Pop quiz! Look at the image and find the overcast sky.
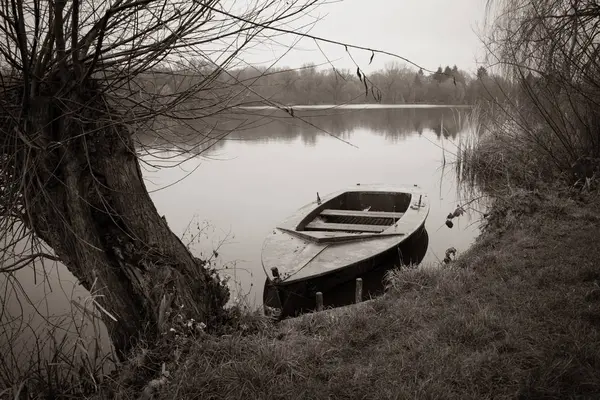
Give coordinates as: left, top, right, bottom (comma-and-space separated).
238, 0, 488, 75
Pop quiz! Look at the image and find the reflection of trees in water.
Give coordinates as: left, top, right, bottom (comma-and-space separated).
135, 107, 473, 155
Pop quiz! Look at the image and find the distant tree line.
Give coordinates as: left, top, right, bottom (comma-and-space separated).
133, 61, 516, 106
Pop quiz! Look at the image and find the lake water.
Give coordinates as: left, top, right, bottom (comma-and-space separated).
142, 105, 483, 306
0, 105, 484, 372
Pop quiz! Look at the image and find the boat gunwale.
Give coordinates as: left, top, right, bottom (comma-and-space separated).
276, 184, 425, 233
271, 224, 426, 285
277, 227, 405, 244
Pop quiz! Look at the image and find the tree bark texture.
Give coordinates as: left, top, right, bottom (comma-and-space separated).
6, 77, 229, 358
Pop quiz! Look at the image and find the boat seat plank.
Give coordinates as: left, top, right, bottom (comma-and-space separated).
305, 220, 385, 233
320, 209, 405, 219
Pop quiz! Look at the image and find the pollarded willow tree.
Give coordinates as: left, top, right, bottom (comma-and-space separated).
0, 0, 324, 358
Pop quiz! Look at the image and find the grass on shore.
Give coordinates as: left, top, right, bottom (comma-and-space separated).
101, 190, 600, 400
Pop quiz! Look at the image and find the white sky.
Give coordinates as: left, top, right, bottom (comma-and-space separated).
238, 0, 489, 75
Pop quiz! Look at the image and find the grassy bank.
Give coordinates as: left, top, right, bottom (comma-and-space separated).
98, 190, 600, 399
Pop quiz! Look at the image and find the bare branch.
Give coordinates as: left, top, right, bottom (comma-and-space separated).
0, 252, 60, 273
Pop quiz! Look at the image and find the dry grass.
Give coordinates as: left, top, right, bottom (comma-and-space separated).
119, 191, 600, 400
0, 279, 116, 399
12, 191, 600, 399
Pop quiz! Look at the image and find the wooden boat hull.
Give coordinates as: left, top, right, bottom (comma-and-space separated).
263, 225, 429, 319
261, 184, 430, 318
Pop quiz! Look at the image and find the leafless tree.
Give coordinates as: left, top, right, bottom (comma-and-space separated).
0, 0, 325, 359
483, 0, 600, 171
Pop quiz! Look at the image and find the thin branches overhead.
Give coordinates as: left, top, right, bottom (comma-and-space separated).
0, 0, 436, 373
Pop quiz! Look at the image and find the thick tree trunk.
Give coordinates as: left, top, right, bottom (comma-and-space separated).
13, 79, 229, 358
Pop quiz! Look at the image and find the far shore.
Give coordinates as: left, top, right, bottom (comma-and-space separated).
236, 103, 474, 110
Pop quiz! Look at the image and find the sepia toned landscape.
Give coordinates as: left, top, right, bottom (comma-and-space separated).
0, 0, 599, 398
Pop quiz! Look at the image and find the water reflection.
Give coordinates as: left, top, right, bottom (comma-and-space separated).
134, 106, 470, 156
143, 105, 482, 308
3, 106, 481, 327
1, 104, 482, 377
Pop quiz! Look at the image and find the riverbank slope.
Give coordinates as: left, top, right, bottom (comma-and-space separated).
132, 190, 600, 399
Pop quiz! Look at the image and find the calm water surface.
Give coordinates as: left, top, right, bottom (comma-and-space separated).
143, 106, 483, 305
0, 105, 484, 368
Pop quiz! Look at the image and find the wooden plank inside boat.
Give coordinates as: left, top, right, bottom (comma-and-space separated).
305, 220, 385, 233
320, 209, 405, 219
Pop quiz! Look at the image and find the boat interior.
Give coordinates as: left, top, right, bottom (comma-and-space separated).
297, 191, 413, 234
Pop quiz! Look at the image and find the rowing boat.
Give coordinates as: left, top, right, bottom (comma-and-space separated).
261, 183, 430, 318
